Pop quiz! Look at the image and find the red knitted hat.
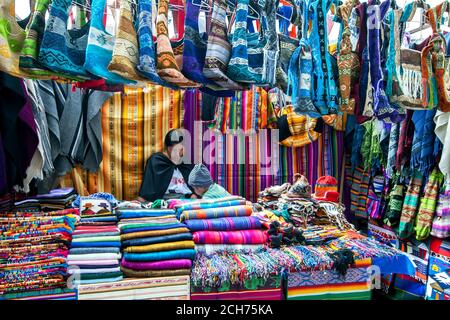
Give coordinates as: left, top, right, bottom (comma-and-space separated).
313, 176, 338, 199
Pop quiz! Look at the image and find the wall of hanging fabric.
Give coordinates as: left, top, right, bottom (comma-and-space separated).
59, 85, 344, 202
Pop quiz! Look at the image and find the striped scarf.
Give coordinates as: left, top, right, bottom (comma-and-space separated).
398, 171, 424, 239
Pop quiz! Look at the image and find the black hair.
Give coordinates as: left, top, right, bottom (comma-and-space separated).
164, 129, 184, 148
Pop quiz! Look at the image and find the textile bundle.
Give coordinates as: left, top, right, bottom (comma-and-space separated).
118, 208, 195, 278
13, 188, 77, 213
0, 209, 78, 297
67, 197, 123, 286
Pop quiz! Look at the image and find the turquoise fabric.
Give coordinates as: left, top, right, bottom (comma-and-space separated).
84, 0, 135, 85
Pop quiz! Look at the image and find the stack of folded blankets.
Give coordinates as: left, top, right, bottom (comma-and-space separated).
118, 208, 195, 278
0, 209, 79, 300
175, 197, 268, 253
13, 188, 77, 212
67, 199, 122, 286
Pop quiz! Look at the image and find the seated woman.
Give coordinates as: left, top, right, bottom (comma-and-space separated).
138, 129, 194, 202
188, 164, 231, 199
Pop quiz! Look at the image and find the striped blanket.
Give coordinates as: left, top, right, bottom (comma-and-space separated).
124, 240, 195, 253
117, 209, 176, 219
121, 259, 192, 270
193, 230, 268, 244
122, 233, 193, 247
184, 216, 261, 231
123, 249, 197, 262
175, 197, 247, 217
180, 205, 253, 222
120, 227, 190, 240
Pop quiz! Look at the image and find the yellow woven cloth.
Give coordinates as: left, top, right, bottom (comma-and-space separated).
280, 106, 320, 147
124, 240, 195, 253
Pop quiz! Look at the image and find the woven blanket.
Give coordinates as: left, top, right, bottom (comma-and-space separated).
120, 223, 186, 234
120, 227, 190, 240
69, 247, 121, 254
121, 259, 192, 270
192, 230, 268, 244
78, 271, 123, 281
118, 218, 179, 228
117, 209, 176, 219
77, 263, 120, 269
67, 259, 120, 266
121, 266, 191, 278
119, 216, 175, 223
67, 253, 121, 261
122, 233, 193, 247
175, 197, 247, 217
123, 249, 197, 262
180, 205, 253, 222
124, 241, 195, 253
68, 267, 121, 274
72, 276, 124, 285
72, 236, 121, 243
70, 241, 122, 248
73, 232, 120, 238
184, 216, 261, 231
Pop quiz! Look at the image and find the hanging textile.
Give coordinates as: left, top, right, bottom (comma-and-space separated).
431, 181, 450, 239
156, 0, 200, 88
0, 0, 31, 77
84, 0, 135, 85
108, 0, 147, 83
61, 86, 185, 200
398, 171, 424, 239
38, 0, 91, 78
202, 0, 245, 90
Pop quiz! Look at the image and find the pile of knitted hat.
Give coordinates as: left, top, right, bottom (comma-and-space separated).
267, 220, 305, 248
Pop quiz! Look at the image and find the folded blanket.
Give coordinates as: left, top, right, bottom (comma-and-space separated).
124, 240, 195, 253
78, 271, 123, 280
67, 259, 119, 266
117, 209, 176, 219
122, 233, 193, 247
121, 259, 192, 270
195, 244, 265, 254
120, 223, 185, 234
119, 218, 180, 229
74, 226, 119, 232
120, 227, 190, 240
120, 266, 191, 278
180, 205, 253, 222
68, 247, 121, 254
67, 253, 121, 261
192, 230, 268, 244
80, 216, 118, 223
72, 276, 123, 285
70, 241, 121, 248
68, 267, 121, 274
72, 232, 120, 238
184, 216, 262, 231
77, 263, 120, 269
72, 236, 121, 243
175, 196, 246, 217
123, 249, 196, 262
118, 216, 175, 223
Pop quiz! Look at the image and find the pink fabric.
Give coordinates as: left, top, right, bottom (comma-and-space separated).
121, 258, 193, 270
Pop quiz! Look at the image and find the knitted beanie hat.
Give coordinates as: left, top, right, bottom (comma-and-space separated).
286, 174, 312, 198
188, 164, 213, 188
314, 176, 338, 198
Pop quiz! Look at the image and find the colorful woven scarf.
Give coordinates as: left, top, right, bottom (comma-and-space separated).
383, 175, 405, 227
398, 171, 424, 239
415, 168, 444, 240
431, 181, 450, 239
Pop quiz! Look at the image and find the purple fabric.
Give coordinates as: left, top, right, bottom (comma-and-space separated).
121, 258, 193, 270
35, 187, 75, 198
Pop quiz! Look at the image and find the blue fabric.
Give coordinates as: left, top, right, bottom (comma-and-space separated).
117, 209, 175, 219
122, 232, 193, 247
38, 0, 91, 78
84, 0, 135, 85
70, 241, 122, 248
72, 192, 118, 208
136, 0, 176, 88
72, 276, 123, 285
123, 249, 197, 261
69, 247, 121, 254
121, 223, 185, 234
373, 253, 416, 276
80, 216, 118, 223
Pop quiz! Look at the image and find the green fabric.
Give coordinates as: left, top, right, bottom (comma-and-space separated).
203, 183, 232, 199
79, 271, 123, 280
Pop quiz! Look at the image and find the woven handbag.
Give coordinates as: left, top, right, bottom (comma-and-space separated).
202, 0, 245, 90
136, 0, 176, 88
156, 0, 200, 88
38, 0, 91, 79
226, 0, 276, 85
84, 0, 135, 85
431, 182, 450, 239
108, 0, 148, 84
0, 0, 34, 77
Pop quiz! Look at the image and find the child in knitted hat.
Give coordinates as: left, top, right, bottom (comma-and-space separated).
188, 164, 231, 199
